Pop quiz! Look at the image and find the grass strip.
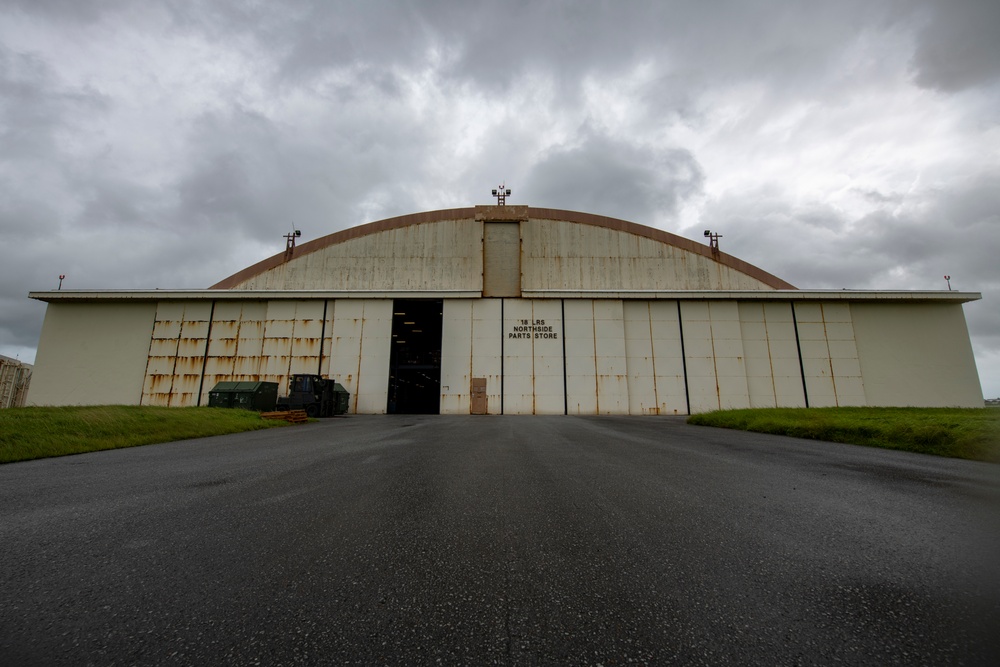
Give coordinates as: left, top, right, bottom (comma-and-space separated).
687, 407, 1000, 462
0, 405, 289, 464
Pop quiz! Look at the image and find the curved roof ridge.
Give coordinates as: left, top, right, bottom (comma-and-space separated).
210, 206, 795, 290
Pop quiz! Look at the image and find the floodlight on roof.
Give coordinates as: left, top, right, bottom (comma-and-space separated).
492, 183, 511, 205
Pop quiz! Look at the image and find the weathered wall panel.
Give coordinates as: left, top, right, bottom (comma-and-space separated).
623, 301, 658, 415
531, 300, 565, 415
29, 302, 156, 406
233, 219, 482, 291
327, 299, 392, 414
500, 299, 565, 414
793, 302, 865, 407
851, 302, 983, 407
648, 301, 688, 415
593, 300, 629, 414
482, 223, 521, 298
821, 303, 865, 406
355, 300, 393, 414
502, 299, 535, 414
472, 299, 503, 413
681, 301, 751, 413
739, 302, 806, 409
141, 301, 212, 407
441, 299, 474, 414
521, 219, 779, 291
201, 301, 266, 403
564, 299, 599, 414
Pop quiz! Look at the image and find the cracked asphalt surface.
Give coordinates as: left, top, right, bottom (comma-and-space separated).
1, 415, 999, 665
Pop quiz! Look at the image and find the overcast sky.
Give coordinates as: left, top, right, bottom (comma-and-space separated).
2, 0, 998, 397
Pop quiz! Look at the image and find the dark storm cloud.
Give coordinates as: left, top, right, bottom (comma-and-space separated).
0, 45, 109, 161
521, 132, 703, 223
910, 0, 1000, 91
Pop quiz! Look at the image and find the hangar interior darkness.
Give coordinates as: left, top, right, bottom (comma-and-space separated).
387, 299, 443, 414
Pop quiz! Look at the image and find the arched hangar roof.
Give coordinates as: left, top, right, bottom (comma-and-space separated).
210, 206, 796, 292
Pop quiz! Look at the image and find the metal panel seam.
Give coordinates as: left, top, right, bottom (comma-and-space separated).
195, 300, 216, 406
791, 303, 810, 408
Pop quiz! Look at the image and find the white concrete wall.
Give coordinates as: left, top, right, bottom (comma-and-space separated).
851, 302, 983, 407
30, 302, 156, 406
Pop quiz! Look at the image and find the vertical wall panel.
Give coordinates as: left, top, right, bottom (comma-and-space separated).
531, 299, 565, 414
564, 299, 598, 415
709, 302, 750, 410
740, 302, 805, 409
440, 299, 473, 414
851, 302, 982, 407
624, 301, 657, 414
287, 300, 325, 377
681, 300, 750, 413
822, 303, 865, 406
355, 300, 393, 414
29, 302, 156, 407
318, 300, 335, 379
259, 300, 294, 382
328, 300, 365, 412
500, 298, 565, 414
200, 301, 268, 405
483, 223, 521, 297
142, 301, 212, 407
328, 299, 392, 414
594, 300, 628, 414
648, 301, 688, 415
763, 302, 806, 407
680, 301, 718, 413
795, 302, 836, 406
502, 299, 535, 414
472, 299, 503, 413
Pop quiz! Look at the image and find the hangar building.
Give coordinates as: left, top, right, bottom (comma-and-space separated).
27, 205, 984, 414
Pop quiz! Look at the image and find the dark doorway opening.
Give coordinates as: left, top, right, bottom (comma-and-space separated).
387, 299, 443, 414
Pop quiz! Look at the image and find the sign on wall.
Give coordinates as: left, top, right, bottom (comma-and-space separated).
508, 319, 560, 340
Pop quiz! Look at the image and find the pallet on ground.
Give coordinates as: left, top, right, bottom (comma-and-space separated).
260, 410, 309, 423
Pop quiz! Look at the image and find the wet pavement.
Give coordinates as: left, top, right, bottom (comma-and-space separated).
2, 415, 999, 665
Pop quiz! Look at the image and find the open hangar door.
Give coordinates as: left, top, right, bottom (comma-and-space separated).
386, 299, 443, 414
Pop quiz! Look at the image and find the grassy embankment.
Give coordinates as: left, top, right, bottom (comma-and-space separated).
688, 407, 1000, 462
0, 405, 289, 464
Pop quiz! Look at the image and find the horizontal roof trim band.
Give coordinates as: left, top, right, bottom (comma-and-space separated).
30, 289, 980, 303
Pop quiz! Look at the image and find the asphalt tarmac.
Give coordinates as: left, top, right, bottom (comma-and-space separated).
1, 415, 998, 666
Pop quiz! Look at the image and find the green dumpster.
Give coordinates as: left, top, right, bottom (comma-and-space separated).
332, 382, 350, 415
207, 381, 279, 411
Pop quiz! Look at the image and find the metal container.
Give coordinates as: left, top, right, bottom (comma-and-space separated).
207, 381, 279, 411
331, 382, 350, 415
